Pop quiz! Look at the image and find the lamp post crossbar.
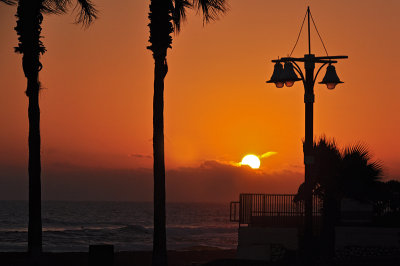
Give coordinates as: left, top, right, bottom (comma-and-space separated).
272, 56, 347, 63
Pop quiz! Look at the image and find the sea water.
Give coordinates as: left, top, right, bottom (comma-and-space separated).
0, 201, 237, 252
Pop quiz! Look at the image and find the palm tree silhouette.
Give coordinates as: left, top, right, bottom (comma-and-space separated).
295, 137, 382, 259
147, 1, 227, 265
1, 0, 97, 258
1, 0, 14, 5
341, 144, 383, 200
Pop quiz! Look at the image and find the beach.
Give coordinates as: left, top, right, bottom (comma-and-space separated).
0, 249, 236, 266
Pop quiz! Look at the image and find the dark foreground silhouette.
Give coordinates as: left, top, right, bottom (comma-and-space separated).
0, 249, 236, 266
147, 1, 227, 265
0, 0, 97, 259
1, 249, 400, 266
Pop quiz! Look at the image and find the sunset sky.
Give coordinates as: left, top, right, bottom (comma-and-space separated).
0, 0, 399, 201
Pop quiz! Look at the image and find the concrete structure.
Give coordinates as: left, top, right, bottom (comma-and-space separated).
231, 193, 400, 261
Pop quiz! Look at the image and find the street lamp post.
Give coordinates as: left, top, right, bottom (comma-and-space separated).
266, 6, 348, 261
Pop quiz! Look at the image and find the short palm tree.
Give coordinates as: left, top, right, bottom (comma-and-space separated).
310, 138, 344, 259
340, 144, 383, 200
1, 0, 97, 257
147, 1, 227, 265
295, 137, 383, 258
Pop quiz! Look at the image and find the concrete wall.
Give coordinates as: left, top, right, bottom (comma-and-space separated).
238, 227, 298, 249
336, 226, 400, 248
236, 226, 400, 261
236, 227, 298, 261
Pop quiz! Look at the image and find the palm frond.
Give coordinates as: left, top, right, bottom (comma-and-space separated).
193, 0, 228, 23
0, 0, 17, 5
343, 142, 371, 161
341, 142, 383, 200
342, 143, 383, 178
74, 0, 98, 26
172, 0, 192, 33
41, 0, 67, 15
314, 136, 339, 152
312, 137, 342, 193
293, 182, 306, 202
41, 0, 98, 26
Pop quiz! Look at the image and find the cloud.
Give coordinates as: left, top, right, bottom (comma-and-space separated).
0, 161, 303, 202
167, 160, 302, 202
228, 151, 278, 167
129, 153, 152, 159
260, 151, 278, 158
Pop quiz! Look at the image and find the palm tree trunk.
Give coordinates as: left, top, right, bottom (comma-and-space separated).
148, 0, 172, 265
14, 0, 44, 257
322, 194, 336, 260
152, 56, 167, 266
27, 75, 42, 257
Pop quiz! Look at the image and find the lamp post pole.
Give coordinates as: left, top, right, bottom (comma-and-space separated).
303, 53, 315, 258
267, 6, 348, 262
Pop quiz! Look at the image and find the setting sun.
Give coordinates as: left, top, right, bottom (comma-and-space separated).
241, 154, 261, 169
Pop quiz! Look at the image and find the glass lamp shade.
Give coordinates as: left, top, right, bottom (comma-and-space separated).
275, 82, 284, 88
319, 64, 343, 89
266, 62, 285, 85
285, 81, 295, 87
326, 83, 336, 90
280, 62, 301, 86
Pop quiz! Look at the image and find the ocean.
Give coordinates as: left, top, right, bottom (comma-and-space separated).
0, 201, 238, 252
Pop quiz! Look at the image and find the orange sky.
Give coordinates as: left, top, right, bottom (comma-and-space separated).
0, 0, 399, 201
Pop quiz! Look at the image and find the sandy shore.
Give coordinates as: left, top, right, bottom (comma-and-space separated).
0, 248, 236, 266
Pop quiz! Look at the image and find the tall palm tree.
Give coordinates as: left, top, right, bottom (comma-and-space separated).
1, 0, 14, 5
147, 1, 227, 265
1, 0, 97, 257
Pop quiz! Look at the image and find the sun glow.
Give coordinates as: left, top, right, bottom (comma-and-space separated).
241, 154, 261, 169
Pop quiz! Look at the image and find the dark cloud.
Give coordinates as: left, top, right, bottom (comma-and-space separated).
0, 161, 303, 202
167, 161, 303, 202
129, 154, 152, 159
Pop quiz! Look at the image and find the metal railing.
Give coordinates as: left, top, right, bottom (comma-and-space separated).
230, 193, 322, 227
230, 193, 400, 228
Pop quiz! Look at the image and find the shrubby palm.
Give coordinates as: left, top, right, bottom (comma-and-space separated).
1, 0, 97, 257
147, 1, 227, 265
295, 137, 383, 258
340, 144, 383, 200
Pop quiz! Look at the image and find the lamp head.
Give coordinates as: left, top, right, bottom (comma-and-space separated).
319, 64, 343, 90
281, 62, 301, 87
266, 62, 285, 88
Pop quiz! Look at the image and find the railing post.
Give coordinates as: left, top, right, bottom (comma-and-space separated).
231, 193, 321, 227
